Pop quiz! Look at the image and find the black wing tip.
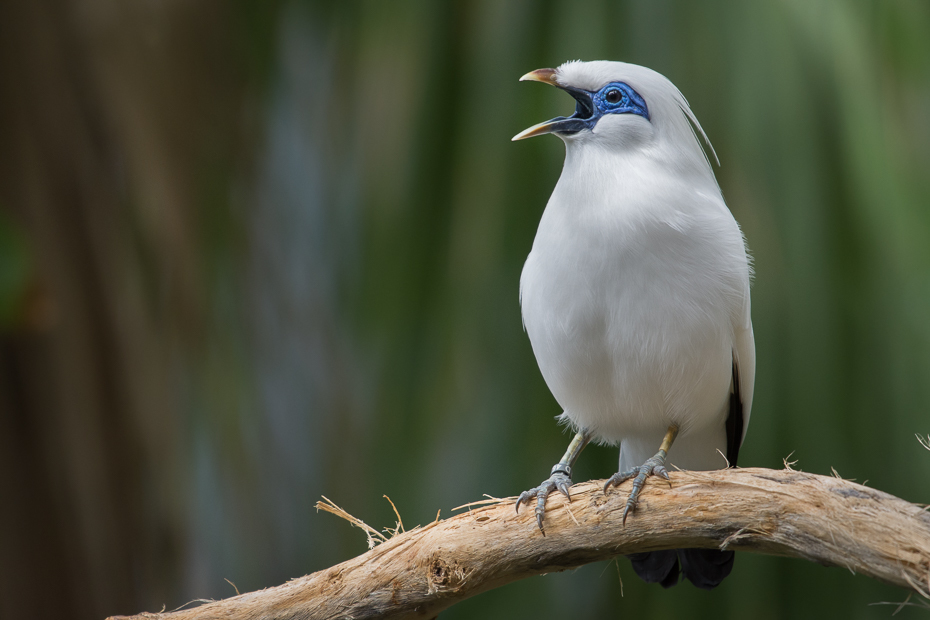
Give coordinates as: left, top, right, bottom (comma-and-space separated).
628, 550, 680, 588
725, 357, 745, 467
628, 549, 736, 590
678, 548, 736, 590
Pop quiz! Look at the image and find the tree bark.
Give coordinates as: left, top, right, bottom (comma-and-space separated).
108, 468, 930, 620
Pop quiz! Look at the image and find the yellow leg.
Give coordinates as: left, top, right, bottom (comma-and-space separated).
658, 424, 679, 455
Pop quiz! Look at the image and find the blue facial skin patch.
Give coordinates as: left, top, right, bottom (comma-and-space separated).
542, 81, 650, 135
592, 82, 650, 121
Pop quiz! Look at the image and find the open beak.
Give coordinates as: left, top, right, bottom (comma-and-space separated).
513, 68, 596, 141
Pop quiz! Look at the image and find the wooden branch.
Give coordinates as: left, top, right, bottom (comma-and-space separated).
109, 468, 930, 620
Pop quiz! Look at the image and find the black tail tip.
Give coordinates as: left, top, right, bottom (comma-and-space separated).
628, 549, 735, 590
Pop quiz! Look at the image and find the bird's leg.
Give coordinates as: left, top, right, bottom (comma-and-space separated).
604, 424, 679, 524
515, 430, 592, 532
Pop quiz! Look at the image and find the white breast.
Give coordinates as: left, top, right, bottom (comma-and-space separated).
520, 150, 751, 470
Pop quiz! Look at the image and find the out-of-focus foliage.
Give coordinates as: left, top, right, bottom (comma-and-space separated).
0, 211, 32, 327
1, 1, 928, 619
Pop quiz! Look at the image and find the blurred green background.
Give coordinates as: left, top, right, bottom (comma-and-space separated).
1, 1, 929, 618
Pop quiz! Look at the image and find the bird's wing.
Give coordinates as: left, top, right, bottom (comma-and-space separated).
726, 321, 755, 466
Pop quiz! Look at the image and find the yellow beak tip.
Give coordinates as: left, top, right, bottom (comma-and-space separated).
519, 68, 559, 86
514, 69, 561, 141
512, 122, 554, 141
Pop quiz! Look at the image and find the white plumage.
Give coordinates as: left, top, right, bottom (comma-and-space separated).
518, 60, 755, 487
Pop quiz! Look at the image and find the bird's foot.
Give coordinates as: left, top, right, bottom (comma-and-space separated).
603, 453, 671, 524
515, 464, 573, 533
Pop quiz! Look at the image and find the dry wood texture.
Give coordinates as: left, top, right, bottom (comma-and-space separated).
109, 468, 930, 620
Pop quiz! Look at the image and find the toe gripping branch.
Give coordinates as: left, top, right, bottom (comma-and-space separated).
604, 424, 679, 524
515, 431, 591, 533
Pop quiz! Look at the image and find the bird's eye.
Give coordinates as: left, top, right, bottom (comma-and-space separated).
605, 89, 622, 104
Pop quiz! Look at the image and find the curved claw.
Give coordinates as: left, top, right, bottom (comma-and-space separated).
655, 465, 671, 487
603, 468, 636, 493
534, 484, 553, 533
622, 483, 643, 524
622, 501, 638, 524
516, 471, 573, 532
515, 489, 535, 513
610, 456, 670, 524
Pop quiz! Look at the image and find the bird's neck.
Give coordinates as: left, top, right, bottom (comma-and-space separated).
560, 139, 719, 203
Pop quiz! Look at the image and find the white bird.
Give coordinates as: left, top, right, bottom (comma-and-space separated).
512, 60, 755, 590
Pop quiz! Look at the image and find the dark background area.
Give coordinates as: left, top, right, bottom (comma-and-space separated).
1, 1, 929, 618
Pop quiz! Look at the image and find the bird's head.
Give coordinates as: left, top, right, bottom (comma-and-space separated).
513, 60, 716, 165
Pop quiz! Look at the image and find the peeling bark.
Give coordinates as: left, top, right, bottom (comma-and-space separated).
109, 468, 930, 620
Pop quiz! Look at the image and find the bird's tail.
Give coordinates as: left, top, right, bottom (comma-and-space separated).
628, 549, 734, 590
